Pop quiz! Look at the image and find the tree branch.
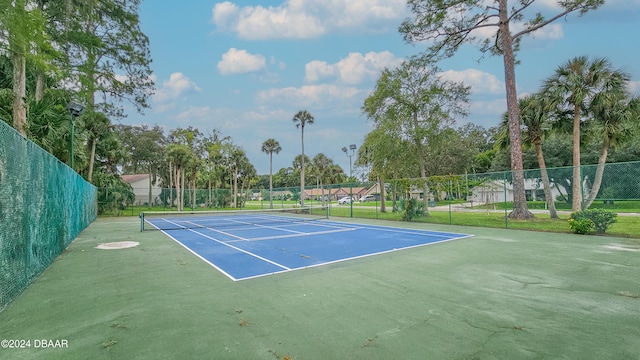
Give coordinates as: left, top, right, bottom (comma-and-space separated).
512, 6, 581, 39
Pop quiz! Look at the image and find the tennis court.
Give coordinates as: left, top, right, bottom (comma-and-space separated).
142, 208, 472, 281
1, 216, 639, 359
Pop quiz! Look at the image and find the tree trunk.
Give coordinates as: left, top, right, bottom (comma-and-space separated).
233, 165, 238, 208
35, 71, 45, 102
571, 103, 582, 212
12, 53, 27, 136
498, 0, 534, 219
208, 178, 212, 208
240, 175, 247, 208
411, 110, 430, 216
175, 166, 182, 211
87, 137, 97, 181
173, 165, 178, 210
534, 140, 558, 219
300, 125, 305, 206
180, 168, 185, 211
148, 171, 153, 209
191, 169, 196, 209
583, 136, 610, 209
269, 153, 274, 209
169, 162, 173, 207
379, 177, 386, 213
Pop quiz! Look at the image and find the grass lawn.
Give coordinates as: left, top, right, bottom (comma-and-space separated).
327, 204, 640, 239
108, 199, 639, 238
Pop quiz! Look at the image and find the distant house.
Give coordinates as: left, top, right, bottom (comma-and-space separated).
408, 186, 435, 202
121, 174, 162, 206
271, 190, 293, 200
303, 188, 327, 201
400, 178, 559, 204
362, 182, 383, 200
298, 186, 366, 201
467, 179, 561, 204
341, 187, 368, 200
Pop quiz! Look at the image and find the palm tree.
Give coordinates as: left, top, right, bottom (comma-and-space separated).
543, 56, 625, 212
84, 111, 112, 181
165, 143, 191, 211
582, 91, 639, 209
292, 110, 314, 206
261, 138, 281, 209
498, 95, 558, 218
324, 164, 346, 203
238, 158, 256, 207
311, 153, 332, 205
228, 146, 246, 208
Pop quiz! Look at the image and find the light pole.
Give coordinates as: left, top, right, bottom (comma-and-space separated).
342, 144, 356, 217
67, 101, 84, 170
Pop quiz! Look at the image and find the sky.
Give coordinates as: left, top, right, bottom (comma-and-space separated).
120, 0, 640, 177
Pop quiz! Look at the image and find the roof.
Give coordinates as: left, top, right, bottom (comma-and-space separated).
121, 174, 150, 183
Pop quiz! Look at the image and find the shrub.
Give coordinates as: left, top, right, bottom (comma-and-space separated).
402, 198, 425, 222
583, 209, 617, 234
569, 209, 617, 234
568, 216, 594, 235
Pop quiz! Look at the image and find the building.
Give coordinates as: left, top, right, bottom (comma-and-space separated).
467, 179, 562, 204
121, 174, 162, 206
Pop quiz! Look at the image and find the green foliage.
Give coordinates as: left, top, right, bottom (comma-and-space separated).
94, 173, 135, 215
568, 216, 594, 235
569, 209, 617, 234
401, 198, 424, 222
584, 209, 618, 234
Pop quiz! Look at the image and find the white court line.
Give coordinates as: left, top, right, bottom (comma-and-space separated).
151, 217, 473, 282
156, 218, 290, 271
236, 233, 475, 281
200, 218, 360, 243
224, 217, 309, 235
323, 220, 469, 239
154, 228, 238, 281
185, 221, 250, 241
226, 227, 359, 243
188, 228, 292, 272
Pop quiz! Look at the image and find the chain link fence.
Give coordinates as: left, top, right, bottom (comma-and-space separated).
111, 161, 639, 220
0, 121, 97, 312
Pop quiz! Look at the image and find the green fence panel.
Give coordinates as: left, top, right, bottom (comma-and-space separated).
0, 121, 97, 312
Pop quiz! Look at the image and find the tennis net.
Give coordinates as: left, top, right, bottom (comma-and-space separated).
140, 206, 329, 231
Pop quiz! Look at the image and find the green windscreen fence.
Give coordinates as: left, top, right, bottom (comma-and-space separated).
0, 121, 97, 312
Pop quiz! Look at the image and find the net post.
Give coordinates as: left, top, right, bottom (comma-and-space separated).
139, 212, 144, 232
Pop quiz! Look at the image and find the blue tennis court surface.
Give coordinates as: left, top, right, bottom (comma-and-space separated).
146, 215, 473, 281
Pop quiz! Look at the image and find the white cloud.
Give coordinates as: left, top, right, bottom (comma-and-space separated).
627, 81, 640, 95
438, 69, 504, 95
463, 98, 508, 127
471, 98, 506, 114
306, 51, 404, 85
174, 106, 213, 121
516, 22, 563, 39
257, 84, 363, 107
305, 60, 336, 82
171, 106, 249, 131
603, 0, 640, 9
212, 1, 239, 27
211, 0, 408, 40
242, 107, 291, 123
217, 48, 267, 75
153, 72, 201, 104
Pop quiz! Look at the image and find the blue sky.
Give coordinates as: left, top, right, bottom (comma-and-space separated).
121, 0, 640, 176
